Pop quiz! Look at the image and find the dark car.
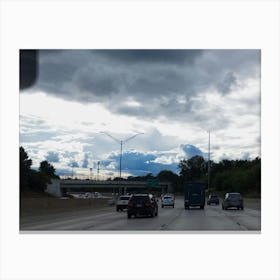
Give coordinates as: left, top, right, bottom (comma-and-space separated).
127, 194, 158, 218
222, 192, 244, 210
207, 194, 219, 205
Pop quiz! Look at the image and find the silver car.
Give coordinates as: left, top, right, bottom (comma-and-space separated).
161, 195, 175, 208
116, 195, 131, 211
222, 192, 244, 210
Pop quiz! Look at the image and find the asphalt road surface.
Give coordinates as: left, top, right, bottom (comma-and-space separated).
20, 197, 261, 231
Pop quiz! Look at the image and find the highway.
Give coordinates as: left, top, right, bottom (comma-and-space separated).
20, 197, 261, 231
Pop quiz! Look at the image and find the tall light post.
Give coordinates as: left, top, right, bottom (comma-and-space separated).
97, 161, 100, 181
101, 131, 144, 194
89, 167, 93, 180
208, 130, 211, 191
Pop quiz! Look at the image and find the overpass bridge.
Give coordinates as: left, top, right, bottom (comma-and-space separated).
46, 179, 172, 197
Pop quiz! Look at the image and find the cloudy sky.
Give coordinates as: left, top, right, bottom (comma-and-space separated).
19, 50, 260, 178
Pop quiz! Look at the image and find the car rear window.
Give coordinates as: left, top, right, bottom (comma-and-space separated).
229, 193, 241, 198
120, 196, 130, 200
163, 196, 172, 199
130, 196, 149, 202
211, 195, 217, 198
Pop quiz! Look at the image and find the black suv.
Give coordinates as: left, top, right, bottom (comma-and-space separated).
127, 194, 158, 218
207, 194, 219, 205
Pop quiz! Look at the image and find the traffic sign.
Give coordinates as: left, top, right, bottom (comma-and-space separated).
146, 178, 159, 187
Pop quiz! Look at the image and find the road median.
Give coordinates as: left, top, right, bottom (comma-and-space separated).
20, 196, 113, 217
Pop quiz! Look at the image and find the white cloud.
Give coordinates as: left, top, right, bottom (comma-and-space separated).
20, 50, 261, 177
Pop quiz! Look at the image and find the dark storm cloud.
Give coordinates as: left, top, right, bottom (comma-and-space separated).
23, 49, 260, 128
180, 144, 206, 159
217, 72, 238, 94
94, 49, 203, 65
104, 151, 178, 176
45, 151, 59, 163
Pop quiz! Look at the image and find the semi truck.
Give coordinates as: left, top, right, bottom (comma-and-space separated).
184, 182, 206, 209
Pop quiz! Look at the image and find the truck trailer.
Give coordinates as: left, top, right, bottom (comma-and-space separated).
184, 182, 206, 209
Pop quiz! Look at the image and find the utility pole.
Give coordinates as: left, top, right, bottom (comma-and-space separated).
101, 131, 144, 194
89, 167, 93, 180
97, 161, 100, 181
208, 130, 211, 191
120, 142, 123, 179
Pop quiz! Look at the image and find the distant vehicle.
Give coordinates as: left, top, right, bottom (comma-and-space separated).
79, 192, 102, 199
184, 182, 206, 209
94, 192, 102, 198
222, 192, 244, 210
127, 194, 158, 218
78, 193, 89, 198
116, 195, 131, 211
207, 194, 219, 205
161, 195, 175, 208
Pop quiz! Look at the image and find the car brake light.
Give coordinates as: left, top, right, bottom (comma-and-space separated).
128, 201, 133, 207
145, 201, 152, 206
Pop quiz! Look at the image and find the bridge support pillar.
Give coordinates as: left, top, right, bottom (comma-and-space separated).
46, 179, 62, 197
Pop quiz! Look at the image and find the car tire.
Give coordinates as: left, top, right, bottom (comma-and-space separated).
241, 206, 244, 210
222, 205, 224, 210
155, 210, 158, 216
151, 210, 155, 218
161, 205, 164, 208
116, 207, 119, 212
127, 213, 131, 219
173, 205, 174, 208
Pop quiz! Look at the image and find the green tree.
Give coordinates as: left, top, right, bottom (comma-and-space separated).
20, 146, 32, 192
178, 155, 206, 181
39, 160, 60, 180
210, 157, 261, 195
157, 170, 180, 192
29, 169, 49, 192
145, 173, 155, 179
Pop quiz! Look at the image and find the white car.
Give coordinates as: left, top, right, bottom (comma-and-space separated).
161, 195, 175, 208
116, 195, 131, 211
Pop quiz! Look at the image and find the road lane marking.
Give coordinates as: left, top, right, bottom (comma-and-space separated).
236, 222, 248, 230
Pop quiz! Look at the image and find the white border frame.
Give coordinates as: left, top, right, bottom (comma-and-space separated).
1, 1, 279, 280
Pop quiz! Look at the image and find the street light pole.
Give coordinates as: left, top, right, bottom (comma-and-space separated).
97, 161, 100, 181
208, 130, 211, 191
101, 131, 144, 194
120, 141, 123, 179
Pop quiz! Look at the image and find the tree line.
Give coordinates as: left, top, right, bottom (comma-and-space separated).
20, 146, 59, 193
111, 155, 261, 195
20, 146, 261, 196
